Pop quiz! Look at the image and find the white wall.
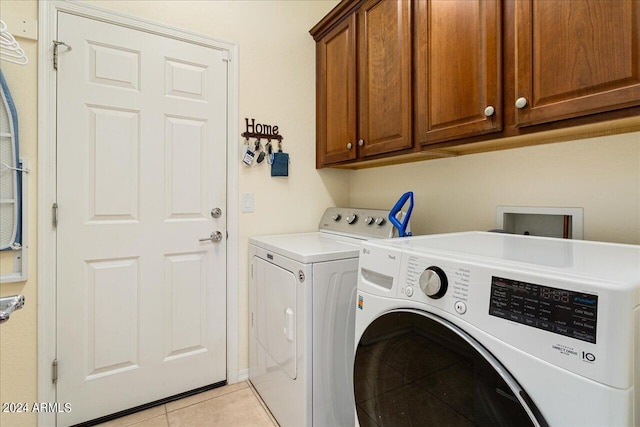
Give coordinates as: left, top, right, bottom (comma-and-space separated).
350, 132, 640, 245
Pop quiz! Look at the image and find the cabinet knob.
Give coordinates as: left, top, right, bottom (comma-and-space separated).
484, 106, 495, 117
358, 139, 364, 147
515, 97, 528, 109
347, 142, 353, 150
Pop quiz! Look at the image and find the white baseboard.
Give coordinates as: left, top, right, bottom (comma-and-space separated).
234, 369, 249, 383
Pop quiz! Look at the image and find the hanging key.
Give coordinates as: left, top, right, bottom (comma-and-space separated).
256, 139, 266, 164
266, 141, 274, 165
242, 138, 255, 166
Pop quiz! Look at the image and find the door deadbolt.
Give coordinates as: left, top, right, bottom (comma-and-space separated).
211, 208, 222, 218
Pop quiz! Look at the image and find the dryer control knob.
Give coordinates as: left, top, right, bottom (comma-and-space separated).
346, 213, 358, 224
419, 266, 448, 299
364, 216, 374, 225
332, 213, 342, 221
375, 216, 386, 226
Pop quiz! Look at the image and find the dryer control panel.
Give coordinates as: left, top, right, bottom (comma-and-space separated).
319, 207, 401, 239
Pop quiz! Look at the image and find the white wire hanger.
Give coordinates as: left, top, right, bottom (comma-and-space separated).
0, 161, 29, 173
0, 20, 28, 65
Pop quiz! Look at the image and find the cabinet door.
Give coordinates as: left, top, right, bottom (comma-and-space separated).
316, 15, 357, 167
357, 0, 412, 157
514, 0, 640, 127
415, 0, 502, 146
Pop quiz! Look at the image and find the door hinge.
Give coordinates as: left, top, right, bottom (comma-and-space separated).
52, 359, 58, 384
53, 40, 71, 71
52, 203, 58, 228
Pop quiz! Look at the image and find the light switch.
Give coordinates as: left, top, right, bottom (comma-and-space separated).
242, 193, 254, 213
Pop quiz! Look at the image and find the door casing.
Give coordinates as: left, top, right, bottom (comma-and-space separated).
37, 2, 239, 426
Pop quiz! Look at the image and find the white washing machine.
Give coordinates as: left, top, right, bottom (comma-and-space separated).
355, 231, 640, 426
249, 207, 402, 427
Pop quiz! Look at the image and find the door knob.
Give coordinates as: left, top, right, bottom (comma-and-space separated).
358, 139, 364, 147
199, 231, 224, 242
347, 142, 353, 150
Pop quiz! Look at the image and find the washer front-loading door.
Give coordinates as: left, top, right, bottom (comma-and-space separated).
354, 310, 546, 427
254, 257, 297, 379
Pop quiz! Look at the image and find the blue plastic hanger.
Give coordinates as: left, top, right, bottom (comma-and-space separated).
388, 191, 413, 237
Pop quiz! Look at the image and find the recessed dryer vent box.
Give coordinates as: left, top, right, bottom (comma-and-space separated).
496, 206, 583, 239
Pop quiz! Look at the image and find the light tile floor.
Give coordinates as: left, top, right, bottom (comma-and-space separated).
97, 382, 278, 427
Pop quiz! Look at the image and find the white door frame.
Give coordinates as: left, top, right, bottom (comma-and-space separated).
37, 2, 239, 425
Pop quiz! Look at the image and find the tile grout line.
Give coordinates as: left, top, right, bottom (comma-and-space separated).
165, 382, 249, 414
106, 383, 254, 426
248, 381, 279, 426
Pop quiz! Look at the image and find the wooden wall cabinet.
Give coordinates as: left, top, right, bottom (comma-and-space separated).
315, 15, 357, 166
512, 0, 640, 128
312, 0, 640, 169
312, 0, 412, 168
357, 0, 412, 158
414, 0, 502, 146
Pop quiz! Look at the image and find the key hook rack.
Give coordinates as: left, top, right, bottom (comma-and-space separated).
241, 131, 283, 142
242, 117, 283, 142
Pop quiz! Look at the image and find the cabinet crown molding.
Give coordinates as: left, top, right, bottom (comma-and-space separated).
309, 0, 364, 41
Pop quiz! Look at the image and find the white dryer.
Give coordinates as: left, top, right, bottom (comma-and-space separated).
355, 231, 640, 426
249, 207, 401, 427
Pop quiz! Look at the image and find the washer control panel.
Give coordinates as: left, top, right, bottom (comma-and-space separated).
400, 254, 599, 345
489, 276, 598, 344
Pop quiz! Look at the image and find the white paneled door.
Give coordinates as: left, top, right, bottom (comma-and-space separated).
56, 12, 227, 425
